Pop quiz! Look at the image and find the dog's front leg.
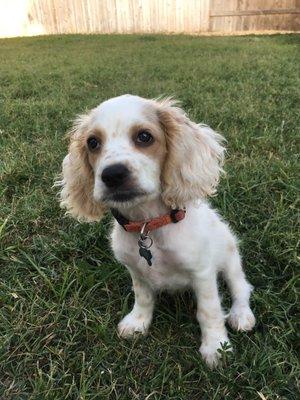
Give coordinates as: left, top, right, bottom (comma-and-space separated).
118, 271, 155, 338
193, 272, 230, 367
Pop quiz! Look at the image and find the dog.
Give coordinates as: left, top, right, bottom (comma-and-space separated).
57, 94, 255, 367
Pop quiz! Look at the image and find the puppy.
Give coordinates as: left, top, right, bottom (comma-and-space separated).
57, 94, 255, 366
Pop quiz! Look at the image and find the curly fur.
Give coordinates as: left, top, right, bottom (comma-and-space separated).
56, 94, 255, 367
155, 98, 225, 208
56, 114, 106, 221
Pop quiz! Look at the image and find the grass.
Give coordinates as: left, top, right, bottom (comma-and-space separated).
0, 33, 299, 399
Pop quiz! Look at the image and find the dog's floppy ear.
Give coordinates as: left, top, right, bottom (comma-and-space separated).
56, 114, 106, 222
156, 98, 225, 209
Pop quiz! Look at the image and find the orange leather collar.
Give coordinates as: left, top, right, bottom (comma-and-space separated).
111, 208, 186, 233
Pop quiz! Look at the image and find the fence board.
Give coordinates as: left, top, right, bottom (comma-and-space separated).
0, 0, 298, 38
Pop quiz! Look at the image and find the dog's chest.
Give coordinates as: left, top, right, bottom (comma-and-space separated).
111, 226, 193, 290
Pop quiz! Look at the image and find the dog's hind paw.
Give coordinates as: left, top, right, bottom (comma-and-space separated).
228, 304, 256, 331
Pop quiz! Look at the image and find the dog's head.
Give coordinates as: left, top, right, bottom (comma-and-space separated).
57, 95, 225, 221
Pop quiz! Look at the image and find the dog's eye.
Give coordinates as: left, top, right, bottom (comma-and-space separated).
87, 136, 101, 151
136, 131, 154, 146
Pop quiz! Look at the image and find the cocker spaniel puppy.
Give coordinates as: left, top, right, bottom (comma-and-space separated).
57, 94, 255, 366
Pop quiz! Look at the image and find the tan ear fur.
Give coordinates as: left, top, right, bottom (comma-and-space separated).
156, 99, 225, 208
56, 115, 106, 222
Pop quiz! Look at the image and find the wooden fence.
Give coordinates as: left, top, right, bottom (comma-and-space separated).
0, 0, 299, 38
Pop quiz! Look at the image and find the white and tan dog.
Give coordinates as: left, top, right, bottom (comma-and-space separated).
58, 94, 255, 366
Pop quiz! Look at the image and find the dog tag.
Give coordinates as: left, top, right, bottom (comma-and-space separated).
139, 247, 153, 266
138, 225, 153, 267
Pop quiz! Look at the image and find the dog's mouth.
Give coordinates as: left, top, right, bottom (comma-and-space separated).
103, 189, 147, 203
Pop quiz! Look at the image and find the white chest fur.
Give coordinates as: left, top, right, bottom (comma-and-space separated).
110, 202, 230, 291
111, 228, 191, 290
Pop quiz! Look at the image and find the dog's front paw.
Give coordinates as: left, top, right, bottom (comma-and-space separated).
228, 304, 256, 331
200, 336, 232, 368
118, 311, 152, 338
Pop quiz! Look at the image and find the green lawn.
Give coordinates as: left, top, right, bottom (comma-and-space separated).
0, 34, 299, 399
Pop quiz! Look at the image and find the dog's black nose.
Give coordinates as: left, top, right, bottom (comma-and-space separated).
101, 163, 130, 188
